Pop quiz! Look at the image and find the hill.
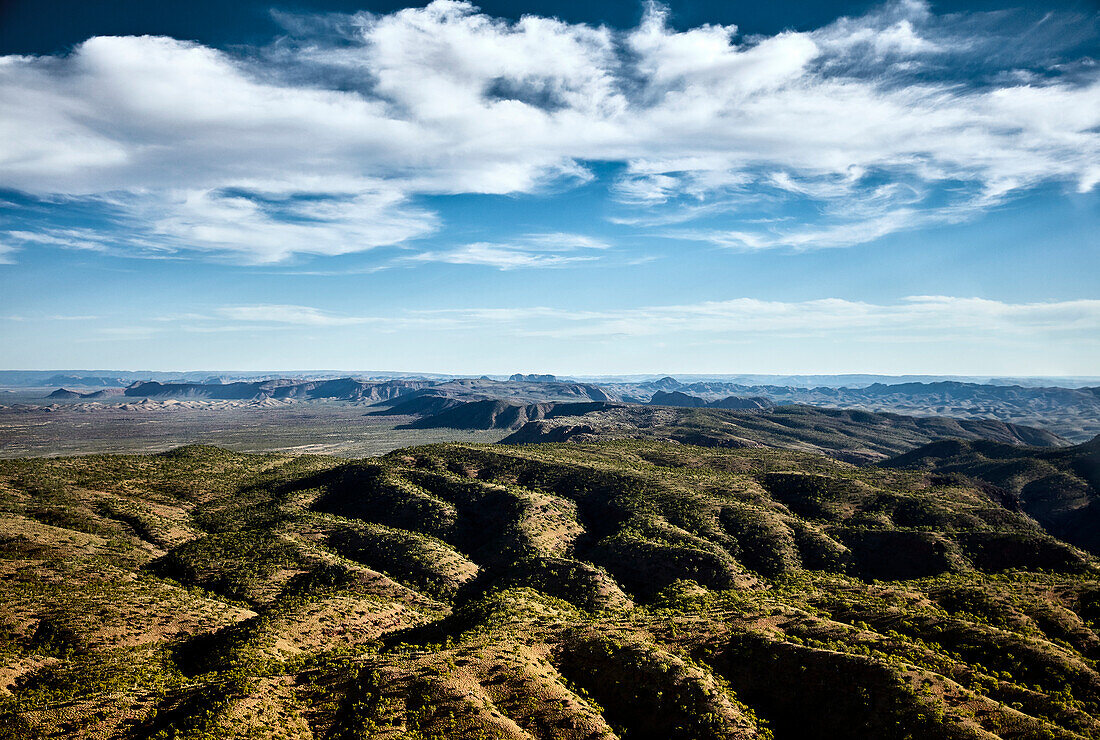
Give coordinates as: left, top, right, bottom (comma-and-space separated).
884, 435, 1100, 556
611, 380, 1100, 442
404, 400, 620, 431
496, 404, 1065, 462
0, 442, 1097, 739
425, 378, 616, 403
650, 391, 775, 410
368, 394, 470, 418
47, 387, 126, 400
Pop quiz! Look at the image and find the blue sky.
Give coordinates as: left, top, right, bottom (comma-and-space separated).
1, 0, 1098, 375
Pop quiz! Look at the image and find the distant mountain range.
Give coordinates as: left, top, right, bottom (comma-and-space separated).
385, 398, 1065, 462
6, 370, 1100, 388
121, 378, 434, 402
621, 381, 1100, 441
39, 377, 617, 406
22, 373, 1100, 442
0, 370, 462, 387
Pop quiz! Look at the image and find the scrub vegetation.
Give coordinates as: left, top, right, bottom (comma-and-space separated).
0, 439, 1098, 739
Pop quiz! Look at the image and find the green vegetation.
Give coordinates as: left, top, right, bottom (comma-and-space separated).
0, 440, 1097, 738
500, 404, 1065, 462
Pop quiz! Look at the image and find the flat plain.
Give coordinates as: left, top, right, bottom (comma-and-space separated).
0, 398, 504, 459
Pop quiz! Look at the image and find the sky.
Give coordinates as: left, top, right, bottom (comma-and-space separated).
0, 0, 1098, 375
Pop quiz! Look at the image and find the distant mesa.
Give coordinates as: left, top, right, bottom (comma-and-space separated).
707, 395, 776, 410
405, 399, 620, 430
112, 376, 617, 406
649, 390, 707, 407
81, 388, 125, 399
123, 378, 434, 402
47, 386, 124, 400
649, 390, 775, 410
423, 378, 616, 403
368, 394, 468, 417
509, 373, 558, 383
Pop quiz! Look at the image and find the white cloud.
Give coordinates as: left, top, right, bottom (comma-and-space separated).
521, 233, 612, 250
409, 242, 600, 270
0, 0, 1097, 261
411, 296, 1100, 340
119, 297, 1100, 353
815, 1, 941, 59
405, 232, 610, 270
214, 305, 378, 326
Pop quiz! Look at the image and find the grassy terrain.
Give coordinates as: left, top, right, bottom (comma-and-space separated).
0, 441, 1098, 738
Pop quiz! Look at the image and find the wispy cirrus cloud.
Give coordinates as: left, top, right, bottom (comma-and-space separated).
407, 232, 610, 270
150, 296, 1100, 339
214, 304, 380, 326
0, 1, 1097, 262
410, 296, 1100, 339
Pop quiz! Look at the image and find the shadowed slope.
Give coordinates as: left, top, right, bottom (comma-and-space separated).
884, 435, 1100, 556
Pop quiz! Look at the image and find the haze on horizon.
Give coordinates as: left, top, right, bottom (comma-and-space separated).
1, 0, 1098, 375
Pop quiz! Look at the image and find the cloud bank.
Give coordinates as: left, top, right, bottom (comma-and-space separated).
1, 0, 1097, 262
115, 296, 1100, 343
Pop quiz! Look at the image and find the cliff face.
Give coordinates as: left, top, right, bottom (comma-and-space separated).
122, 378, 434, 401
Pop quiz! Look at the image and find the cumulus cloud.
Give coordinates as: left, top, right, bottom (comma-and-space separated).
0, 0, 1097, 261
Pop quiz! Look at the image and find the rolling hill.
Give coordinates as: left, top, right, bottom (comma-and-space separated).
649, 391, 776, 410
490, 404, 1066, 462
610, 380, 1100, 442
884, 435, 1100, 556
402, 400, 620, 431
0, 441, 1098, 739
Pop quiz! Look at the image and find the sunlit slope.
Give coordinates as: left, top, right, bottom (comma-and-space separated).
0, 442, 1098, 739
